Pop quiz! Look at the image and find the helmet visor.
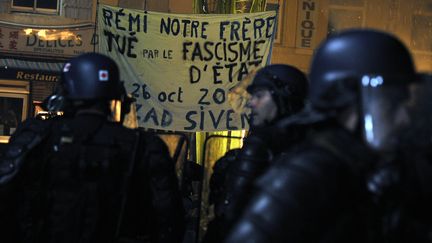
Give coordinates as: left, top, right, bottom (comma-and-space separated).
360, 75, 414, 152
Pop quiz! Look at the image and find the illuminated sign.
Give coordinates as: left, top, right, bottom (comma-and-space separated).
0, 68, 60, 81
16, 71, 59, 82
0, 22, 96, 58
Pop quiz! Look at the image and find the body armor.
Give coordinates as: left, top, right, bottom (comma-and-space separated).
225, 123, 380, 243
0, 114, 184, 243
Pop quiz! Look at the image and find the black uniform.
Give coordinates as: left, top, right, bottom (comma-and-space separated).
203, 65, 309, 242
225, 29, 432, 243
0, 53, 184, 243
225, 122, 380, 243
222, 123, 305, 226
0, 113, 184, 243
367, 150, 432, 243
202, 149, 240, 243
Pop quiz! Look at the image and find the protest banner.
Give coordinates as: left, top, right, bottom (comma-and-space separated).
98, 4, 277, 132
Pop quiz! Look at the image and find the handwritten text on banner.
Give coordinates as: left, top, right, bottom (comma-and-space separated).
98, 4, 276, 131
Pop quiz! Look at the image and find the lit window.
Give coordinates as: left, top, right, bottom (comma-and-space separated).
327, 0, 365, 36
328, 9, 363, 35
329, 0, 364, 7
411, 15, 432, 52
0, 80, 29, 143
12, 0, 59, 14
411, 1, 432, 52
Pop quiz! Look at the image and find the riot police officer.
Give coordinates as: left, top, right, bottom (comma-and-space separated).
0, 53, 184, 243
203, 149, 241, 243
204, 64, 309, 242
225, 29, 429, 243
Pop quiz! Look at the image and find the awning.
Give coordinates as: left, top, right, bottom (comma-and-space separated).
0, 58, 64, 72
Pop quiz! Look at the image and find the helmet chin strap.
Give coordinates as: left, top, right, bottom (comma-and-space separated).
340, 108, 359, 132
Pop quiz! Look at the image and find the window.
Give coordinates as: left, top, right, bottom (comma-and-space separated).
327, 0, 365, 36
0, 95, 25, 135
12, 0, 59, 14
411, 15, 432, 52
0, 80, 29, 143
328, 9, 364, 35
329, 0, 364, 7
411, 0, 432, 52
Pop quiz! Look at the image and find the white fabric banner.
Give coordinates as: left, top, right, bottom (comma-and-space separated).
98, 4, 276, 131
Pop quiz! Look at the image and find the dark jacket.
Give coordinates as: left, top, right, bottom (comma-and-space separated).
225, 123, 380, 243
203, 118, 307, 243
0, 114, 184, 243
368, 149, 432, 243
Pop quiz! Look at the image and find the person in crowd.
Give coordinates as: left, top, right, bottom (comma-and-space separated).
0, 53, 184, 243
204, 64, 309, 242
225, 29, 432, 243
203, 149, 241, 243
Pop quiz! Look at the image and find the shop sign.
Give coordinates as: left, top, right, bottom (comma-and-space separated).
0, 22, 96, 58
0, 67, 60, 82
296, 0, 319, 49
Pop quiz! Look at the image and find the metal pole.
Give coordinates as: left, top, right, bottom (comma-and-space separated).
93, 0, 100, 53
195, 134, 243, 243
265, 2, 279, 65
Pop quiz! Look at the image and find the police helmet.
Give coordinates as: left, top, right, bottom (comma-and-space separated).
247, 64, 309, 116
309, 29, 426, 152
61, 53, 124, 100
308, 29, 416, 111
